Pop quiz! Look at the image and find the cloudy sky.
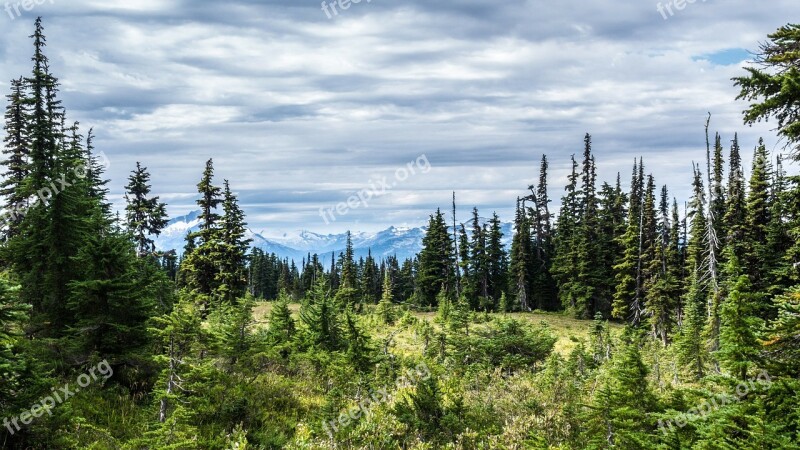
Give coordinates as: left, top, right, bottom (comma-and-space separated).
0, 0, 795, 235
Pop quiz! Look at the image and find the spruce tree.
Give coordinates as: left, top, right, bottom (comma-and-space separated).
531, 155, 557, 311
734, 24, 800, 158
376, 269, 396, 325
124, 162, 168, 257
268, 290, 296, 345
334, 231, 360, 308
0, 77, 29, 238
67, 232, 157, 362
553, 155, 581, 314
509, 199, 532, 311
486, 212, 507, 310
612, 159, 644, 321
181, 159, 223, 303
717, 256, 764, 380
645, 185, 677, 345
418, 209, 455, 306
216, 179, 251, 303
744, 138, 773, 295
723, 134, 747, 260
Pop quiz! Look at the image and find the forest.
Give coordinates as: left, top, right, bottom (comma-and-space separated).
1, 18, 799, 450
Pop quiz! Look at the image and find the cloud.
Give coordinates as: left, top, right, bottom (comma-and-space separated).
0, 0, 793, 235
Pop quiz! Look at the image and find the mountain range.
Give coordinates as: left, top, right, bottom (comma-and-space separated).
154, 210, 513, 263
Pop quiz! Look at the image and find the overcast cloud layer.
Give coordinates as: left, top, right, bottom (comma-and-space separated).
0, 0, 796, 235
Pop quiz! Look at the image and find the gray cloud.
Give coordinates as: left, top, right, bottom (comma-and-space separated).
0, 0, 794, 234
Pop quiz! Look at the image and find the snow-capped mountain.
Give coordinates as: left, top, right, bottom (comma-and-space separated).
154, 211, 512, 263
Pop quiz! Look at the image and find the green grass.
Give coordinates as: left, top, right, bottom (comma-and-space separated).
252, 301, 622, 356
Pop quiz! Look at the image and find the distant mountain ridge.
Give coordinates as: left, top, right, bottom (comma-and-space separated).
154, 210, 512, 263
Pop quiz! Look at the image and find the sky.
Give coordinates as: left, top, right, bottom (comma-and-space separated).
0, 0, 796, 235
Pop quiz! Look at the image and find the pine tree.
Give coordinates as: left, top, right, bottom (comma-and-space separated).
124, 162, 168, 257
676, 270, 708, 379
458, 223, 475, 305
267, 290, 296, 345
0, 273, 31, 418
181, 159, 223, 303
635, 174, 657, 327
486, 212, 507, 311
734, 24, 800, 158
67, 232, 158, 362
509, 199, 532, 311
669, 199, 686, 324
645, 185, 677, 345
334, 231, 360, 308
595, 178, 626, 318
553, 155, 581, 314
717, 256, 765, 380
343, 310, 373, 372
612, 159, 644, 321
765, 155, 792, 295
724, 134, 747, 261
376, 269, 396, 325
571, 135, 603, 319
0, 77, 29, 238
763, 286, 800, 377
360, 249, 379, 304
216, 180, 251, 303
710, 132, 727, 256
469, 207, 488, 309
418, 209, 455, 306
149, 295, 205, 435
530, 155, 558, 311
300, 277, 342, 351
584, 334, 658, 448
744, 138, 773, 295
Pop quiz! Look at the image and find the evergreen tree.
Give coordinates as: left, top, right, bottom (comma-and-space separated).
468, 207, 488, 309
300, 277, 342, 352
612, 159, 644, 322
676, 270, 708, 379
573, 134, 602, 318
530, 155, 558, 311
67, 232, 158, 362
360, 249, 379, 304
734, 24, 800, 158
509, 199, 532, 311
763, 286, 800, 377
0, 77, 29, 239
645, 185, 677, 345
724, 134, 747, 261
486, 212, 507, 310
595, 178, 627, 318
124, 162, 168, 257
181, 159, 223, 304
744, 138, 773, 295
584, 334, 658, 449
267, 290, 296, 345
376, 269, 396, 325
717, 256, 765, 380
417, 209, 455, 306
765, 155, 793, 294
553, 155, 582, 314
334, 231, 359, 308
216, 180, 251, 303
